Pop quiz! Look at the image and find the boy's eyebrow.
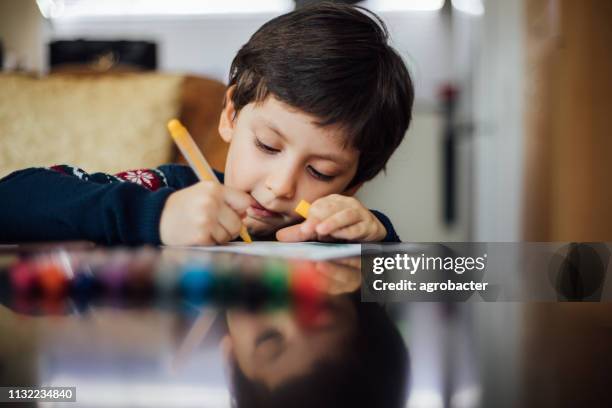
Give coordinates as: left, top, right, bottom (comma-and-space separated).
261, 119, 351, 166
261, 119, 289, 141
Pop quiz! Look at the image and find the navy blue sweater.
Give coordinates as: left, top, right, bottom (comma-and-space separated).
0, 164, 401, 245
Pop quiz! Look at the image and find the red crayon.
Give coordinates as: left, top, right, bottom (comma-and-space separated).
38, 262, 68, 298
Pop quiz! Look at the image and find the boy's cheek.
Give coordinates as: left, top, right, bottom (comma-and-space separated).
224, 150, 261, 192
223, 136, 250, 183
224, 167, 254, 194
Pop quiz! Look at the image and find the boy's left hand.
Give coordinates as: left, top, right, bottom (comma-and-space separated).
275, 194, 387, 242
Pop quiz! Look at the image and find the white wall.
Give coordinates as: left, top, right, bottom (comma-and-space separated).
358, 111, 472, 241
46, 10, 452, 106
0, 0, 45, 71
472, 0, 525, 241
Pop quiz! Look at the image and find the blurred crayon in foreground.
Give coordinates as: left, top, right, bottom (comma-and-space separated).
1, 248, 333, 316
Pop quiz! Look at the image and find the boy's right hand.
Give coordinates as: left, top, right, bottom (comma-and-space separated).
159, 182, 255, 246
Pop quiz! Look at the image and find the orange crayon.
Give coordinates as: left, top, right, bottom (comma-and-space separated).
294, 199, 311, 218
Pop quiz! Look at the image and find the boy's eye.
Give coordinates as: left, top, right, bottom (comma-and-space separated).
307, 165, 335, 182
255, 137, 334, 181
255, 138, 280, 154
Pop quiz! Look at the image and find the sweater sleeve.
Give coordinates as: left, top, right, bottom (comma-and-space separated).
370, 210, 401, 243
0, 165, 188, 245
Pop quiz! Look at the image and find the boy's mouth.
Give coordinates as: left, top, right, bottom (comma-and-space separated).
249, 200, 284, 219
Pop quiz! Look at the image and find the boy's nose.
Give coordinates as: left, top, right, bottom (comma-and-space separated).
265, 168, 297, 200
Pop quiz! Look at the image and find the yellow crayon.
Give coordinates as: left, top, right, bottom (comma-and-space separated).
167, 119, 252, 243
294, 199, 311, 219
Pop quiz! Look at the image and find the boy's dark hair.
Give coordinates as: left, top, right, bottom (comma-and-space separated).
228, 2, 414, 188
229, 293, 410, 408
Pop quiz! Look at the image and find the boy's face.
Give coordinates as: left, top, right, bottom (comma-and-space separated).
223, 295, 357, 389
219, 93, 360, 238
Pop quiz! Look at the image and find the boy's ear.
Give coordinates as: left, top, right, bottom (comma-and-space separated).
342, 182, 363, 196
218, 86, 237, 143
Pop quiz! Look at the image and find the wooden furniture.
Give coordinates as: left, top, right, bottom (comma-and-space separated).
523, 0, 612, 241
0, 73, 228, 177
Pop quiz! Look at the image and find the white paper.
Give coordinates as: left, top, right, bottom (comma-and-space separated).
173, 242, 361, 260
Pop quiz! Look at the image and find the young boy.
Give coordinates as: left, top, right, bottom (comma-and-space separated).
0, 3, 414, 246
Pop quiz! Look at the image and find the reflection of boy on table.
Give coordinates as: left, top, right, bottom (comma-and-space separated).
222, 258, 409, 408
0, 3, 412, 246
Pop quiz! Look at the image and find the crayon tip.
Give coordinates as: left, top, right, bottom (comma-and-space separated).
295, 199, 310, 218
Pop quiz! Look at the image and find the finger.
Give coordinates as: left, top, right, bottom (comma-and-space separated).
333, 257, 362, 269
223, 187, 257, 215
308, 196, 343, 221
316, 234, 338, 243
328, 221, 369, 241
316, 261, 348, 281
217, 204, 243, 239
210, 222, 232, 244
315, 261, 361, 295
315, 208, 361, 236
276, 222, 317, 242
299, 217, 321, 237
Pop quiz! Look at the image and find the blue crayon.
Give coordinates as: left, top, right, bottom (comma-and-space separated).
70, 266, 100, 303
179, 263, 214, 304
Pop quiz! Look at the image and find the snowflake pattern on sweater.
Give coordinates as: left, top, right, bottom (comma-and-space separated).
49, 164, 168, 192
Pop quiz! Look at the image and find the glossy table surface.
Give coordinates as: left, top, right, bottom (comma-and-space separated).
1, 245, 611, 408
